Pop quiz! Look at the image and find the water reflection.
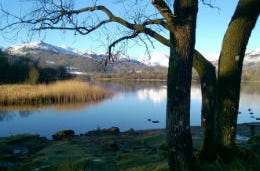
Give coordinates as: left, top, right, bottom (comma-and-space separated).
52, 102, 104, 113
0, 100, 107, 118
136, 85, 202, 104
19, 111, 33, 118
137, 86, 166, 104
239, 83, 260, 120
0, 111, 33, 121
0, 81, 259, 138
0, 111, 15, 121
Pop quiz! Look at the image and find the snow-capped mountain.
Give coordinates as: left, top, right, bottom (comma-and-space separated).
138, 52, 169, 67
138, 49, 260, 68
59, 45, 92, 56
5, 41, 148, 73
207, 49, 260, 68
6, 41, 87, 57
6, 41, 139, 62
246, 48, 260, 57
5, 41, 260, 69
244, 48, 260, 63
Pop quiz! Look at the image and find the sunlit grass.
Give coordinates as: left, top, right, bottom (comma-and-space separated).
0, 80, 108, 105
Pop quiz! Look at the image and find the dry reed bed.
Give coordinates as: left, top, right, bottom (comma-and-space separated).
0, 80, 108, 105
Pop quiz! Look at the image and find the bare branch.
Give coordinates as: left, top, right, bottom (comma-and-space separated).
201, 0, 220, 11
138, 34, 155, 59
1, 0, 171, 70
152, 0, 175, 30
66, 5, 170, 46
1, 3, 170, 47
142, 18, 168, 30
106, 31, 140, 65
34, 19, 112, 35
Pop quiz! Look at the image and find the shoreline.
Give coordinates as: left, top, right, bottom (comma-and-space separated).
1, 123, 258, 140
1, 124, 260, 170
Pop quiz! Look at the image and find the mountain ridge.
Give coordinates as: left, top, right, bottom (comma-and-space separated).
4, 41, 150, 74
4, 41, 260, 70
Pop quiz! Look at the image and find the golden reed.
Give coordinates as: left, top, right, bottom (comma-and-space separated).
0, 80, 108, 105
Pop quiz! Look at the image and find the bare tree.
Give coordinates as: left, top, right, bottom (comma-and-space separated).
1, 1, 198, 170
1, 0, 259, 170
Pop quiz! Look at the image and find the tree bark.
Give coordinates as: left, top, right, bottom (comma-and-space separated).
216, 0, 260, 147
166, 0, 198, 170
193, 51, 217, 160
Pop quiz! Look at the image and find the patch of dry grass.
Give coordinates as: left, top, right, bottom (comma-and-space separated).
0, 80, 108, 105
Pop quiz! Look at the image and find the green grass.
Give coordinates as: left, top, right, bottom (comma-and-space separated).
1, 128, 260, 171
0, 130, 169, 171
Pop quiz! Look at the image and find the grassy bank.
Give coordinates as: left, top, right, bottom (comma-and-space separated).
0, 125, 260, 171
0, 80, 108, 106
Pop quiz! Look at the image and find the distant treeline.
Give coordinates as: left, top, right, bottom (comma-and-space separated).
93, 71, 203, 81
94, 68, 260, 82
0, 50, 72, 84
94, 72, 167, 81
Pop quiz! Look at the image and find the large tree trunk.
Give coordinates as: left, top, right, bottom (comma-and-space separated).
216, 0, 260, 147
166, 1, 198, 170
193, 51, 217, 160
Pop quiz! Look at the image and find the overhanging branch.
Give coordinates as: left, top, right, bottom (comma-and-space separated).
34, 19, 112, 35
201, 0, 220, 11
0, 3, 170, 47
152, 0, 175, 31
142, 18, 169, 30
67, 5, 170, 46
107, 31, 140, 63
1, 0, 214, 75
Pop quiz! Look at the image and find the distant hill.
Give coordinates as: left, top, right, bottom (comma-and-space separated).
205, 49, 260, 81
242, 49, 260, 81
243, 49, 260, 68
5, 41, 151, 74
4, 42, 260, 80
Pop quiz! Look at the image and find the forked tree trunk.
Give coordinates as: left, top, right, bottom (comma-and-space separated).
193, 51, 217, 160
216, 0, 260, 147
166, 1, 198, 170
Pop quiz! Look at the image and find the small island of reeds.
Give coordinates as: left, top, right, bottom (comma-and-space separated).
0, 80, 109, 106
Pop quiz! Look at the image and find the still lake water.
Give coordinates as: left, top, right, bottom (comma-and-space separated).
0, 81, 260, 139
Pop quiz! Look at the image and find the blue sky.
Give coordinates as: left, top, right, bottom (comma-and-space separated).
0, 0, 259, 60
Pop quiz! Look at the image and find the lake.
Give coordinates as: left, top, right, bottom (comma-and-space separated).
0, 81, 259, 139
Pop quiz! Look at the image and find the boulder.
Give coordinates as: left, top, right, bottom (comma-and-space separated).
104, 127, 120, 135
52, 130, 75, 141
85, 127, 120, 136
